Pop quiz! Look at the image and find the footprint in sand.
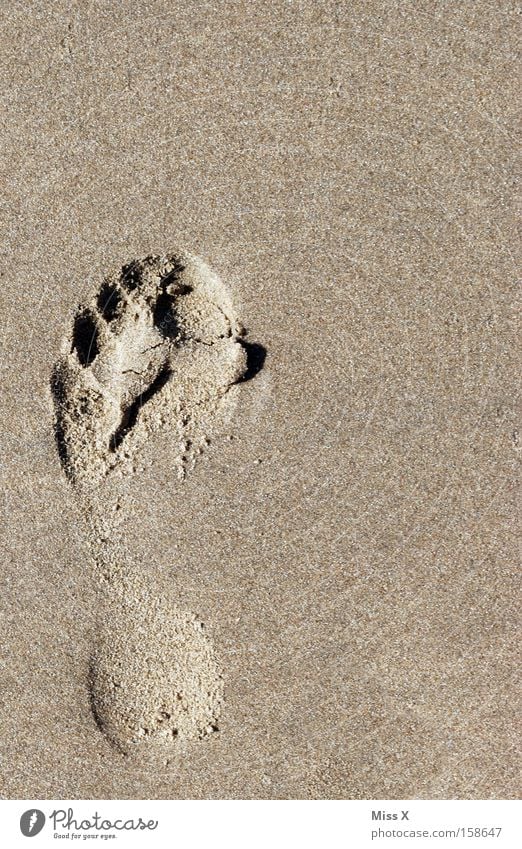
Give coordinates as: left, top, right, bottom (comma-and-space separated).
51, 252, 265, 755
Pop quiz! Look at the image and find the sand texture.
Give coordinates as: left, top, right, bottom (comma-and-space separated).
0, 1, 519, 799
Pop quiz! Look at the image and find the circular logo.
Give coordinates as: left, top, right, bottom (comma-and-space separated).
20, 810, 45, 837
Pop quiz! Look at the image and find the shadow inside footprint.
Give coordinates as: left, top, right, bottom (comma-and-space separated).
97, 281, 124, 322
50, 365, 71, 469
236, 340, 267, 383
71, 309, 100, 366
109, 363, 173, 452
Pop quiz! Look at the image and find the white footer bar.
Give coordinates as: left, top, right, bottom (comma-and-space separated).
1, 799, 519, 849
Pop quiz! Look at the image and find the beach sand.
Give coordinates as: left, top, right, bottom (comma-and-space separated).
0, 1, 519, 798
